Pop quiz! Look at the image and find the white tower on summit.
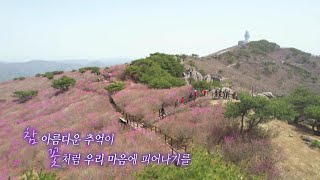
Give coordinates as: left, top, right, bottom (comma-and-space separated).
244, 30, 250, 43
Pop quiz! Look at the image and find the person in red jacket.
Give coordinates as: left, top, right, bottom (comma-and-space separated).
203, 90, 207, 96
181, 97, 185, 104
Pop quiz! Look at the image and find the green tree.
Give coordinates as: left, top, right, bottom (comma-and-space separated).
125, 65, 142, 81
225, 92, 256, 134
13, 90, 38, 103
225, 92, 296, 134
286, 87, 319, 123
52, 71, 64, 75
79, 68, 85, 74
105, 81, 126, 93
52, 76, 76, 92
126, 54, 186, 89
78, 67, 100, 75
91, 68, 100, 75
247, 40, 280, 56
149, 77, 172, 89
13, 77, 26, 80
42, 72, 54, 79
148, 53, 185, 77
304, 105, 320, 132
46, 74, 54, 79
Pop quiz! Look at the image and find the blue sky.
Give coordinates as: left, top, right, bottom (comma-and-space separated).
0, 0, 319, 62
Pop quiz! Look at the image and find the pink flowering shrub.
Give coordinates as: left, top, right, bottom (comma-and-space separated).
207, 120, 239, 148
221, 136, 281, 179
103, 64, 127, 80
113, 83, 193, 121
0, 65, 283, 179
0, 70, 168, 179
155, 99, 230, 146
224, 135, 235, 145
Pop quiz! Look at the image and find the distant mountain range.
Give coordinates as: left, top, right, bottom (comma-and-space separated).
0, 58, 130, 82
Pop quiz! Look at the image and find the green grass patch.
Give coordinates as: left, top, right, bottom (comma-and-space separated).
135, 148, 261, 180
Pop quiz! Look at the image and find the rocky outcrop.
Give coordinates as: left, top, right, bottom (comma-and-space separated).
185, 68, 223, 83
257, 92, 275, 99
192, 71, 203, 81
185, 67, 203, 81
203, 74, 211, 83
261, 92, 275, 99
211, 75, 223, 82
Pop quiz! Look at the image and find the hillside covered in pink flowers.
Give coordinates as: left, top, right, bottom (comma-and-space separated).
1, 52, 319, 180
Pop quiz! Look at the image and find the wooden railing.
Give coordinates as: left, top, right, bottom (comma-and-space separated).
109, 94, 190, 154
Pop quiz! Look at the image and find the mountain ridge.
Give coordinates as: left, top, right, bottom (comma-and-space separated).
0, 58, 129, 82
187, 40, 320, 95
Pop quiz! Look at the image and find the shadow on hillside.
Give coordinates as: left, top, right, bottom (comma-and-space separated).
12, 98, 30, 104
54, 90, 66, 96
290, 122, 319, 136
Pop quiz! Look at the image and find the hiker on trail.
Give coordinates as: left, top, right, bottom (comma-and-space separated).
232, 92, 238, 100
188, 93, 193, 102
160, 103, 166, 118
223, 89, 227, 99
226, 90, 230, 99
175, 98, 179, 108
187, 68, 192, 76
203, 90, 207, 96
212, 89, 215, 99
181, 97, 185, 104
194, 90, 198, 99
214, 89, 218, 98
218, 89, 222, 98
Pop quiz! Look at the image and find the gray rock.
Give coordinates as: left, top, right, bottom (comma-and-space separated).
204, 74, 212, 83
211, 75, 222, 82
191, 70, 203, 81
302, 136, 314, 142
261, 92, 275, 99
196, 72, 203, 81
182, 72, 187, 78
257, 93, 269, 99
